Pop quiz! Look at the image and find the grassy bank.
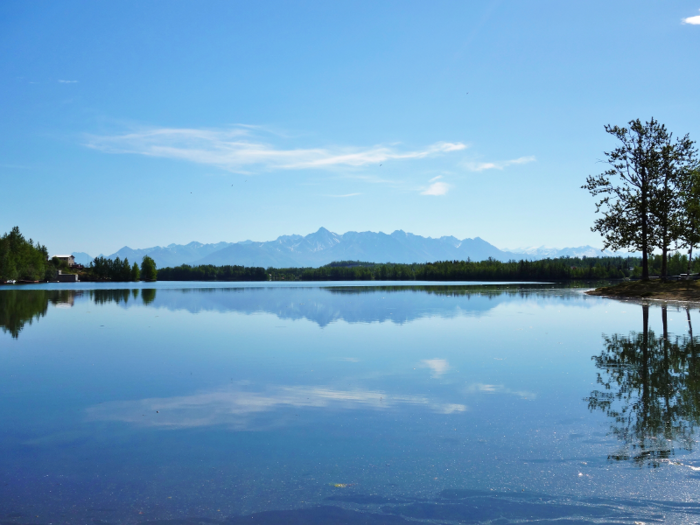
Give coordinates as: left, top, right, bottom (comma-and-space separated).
587, 279, 700, 302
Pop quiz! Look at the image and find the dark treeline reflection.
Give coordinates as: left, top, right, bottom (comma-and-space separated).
1, 284, 603, 338
326, 283, 596, 299
0, 290, 74, 338
0, 284, 586, 338
588, 304, 700, 466
87, 288, 156, 305
0, 289, 157, 339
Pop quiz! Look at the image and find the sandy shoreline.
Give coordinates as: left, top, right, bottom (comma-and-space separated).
585, 280, 700, 307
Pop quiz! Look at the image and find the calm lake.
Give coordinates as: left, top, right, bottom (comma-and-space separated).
2, 282, 700, 524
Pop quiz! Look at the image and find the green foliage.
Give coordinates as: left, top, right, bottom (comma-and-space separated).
677, 169, 700, 272
152, 256, 660, 282
51, 256, 69, 271
0, 227, 50, 282
89, 256, 134, 281
274, 256, 639, 281
158, 264, 266, 281
141, 256, 157, 281
152, 256, 644, 282
583, 119, 699, 279
324, 260, 375, 268
131, 262, 140, 282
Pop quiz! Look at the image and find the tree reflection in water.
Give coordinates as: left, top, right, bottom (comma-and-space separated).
0, 289, 157, 339
0, 290, 74, 339
587, 303, 700, 466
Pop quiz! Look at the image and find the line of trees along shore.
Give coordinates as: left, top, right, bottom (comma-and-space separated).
158, 264, 266, 281
89, 255, 157, 281
0, 227, 52, 281
154, 255, 690, 282
0, 226, 160, 283
270, 257, 641, 281
584, 118, 700, 280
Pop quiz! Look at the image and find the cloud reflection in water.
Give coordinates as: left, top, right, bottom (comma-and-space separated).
421, 358, 450, 378
86, 384, 467, 430
466, 383, 536, 400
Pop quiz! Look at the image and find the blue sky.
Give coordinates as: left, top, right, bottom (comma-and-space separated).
1, 1, 699, 256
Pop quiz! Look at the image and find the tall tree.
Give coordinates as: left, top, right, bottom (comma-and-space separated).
0, 226, 49, 282
131, 262, 141, 281
676, 169, 700, 276
141, 255, 157, 281
583, 119, 667, 280
652, 134, 698, 277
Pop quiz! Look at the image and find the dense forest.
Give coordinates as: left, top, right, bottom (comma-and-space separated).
0, 227, 52, 282
269, 256, 647, 282
158, 264, 266, 281
0, 227, 160, 283
90, 256, 141, 281
154, 254, 700, 282
80, 255, 156, 282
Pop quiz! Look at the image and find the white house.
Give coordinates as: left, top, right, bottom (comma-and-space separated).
52, 255, 75, 267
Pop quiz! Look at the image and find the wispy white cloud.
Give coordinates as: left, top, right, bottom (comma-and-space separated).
421, 181, 451, 196
85, 126, 467, 174
464, 155, 536, 172
428, 175, 443, 182
58, 79, 78, 84
683, 10, 700, 24
86, 383, 466, 430
421, 358, 450, 377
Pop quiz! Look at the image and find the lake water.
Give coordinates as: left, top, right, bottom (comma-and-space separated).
2, 282, 700, 524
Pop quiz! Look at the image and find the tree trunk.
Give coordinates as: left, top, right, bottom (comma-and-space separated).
641, 303, 650, 440
641, 184, 650, 280
661, 172, 670, 279
688, 246, 694, 277
662, 244, 668, 278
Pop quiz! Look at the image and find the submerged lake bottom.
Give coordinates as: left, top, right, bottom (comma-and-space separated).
2, 281, 700, 524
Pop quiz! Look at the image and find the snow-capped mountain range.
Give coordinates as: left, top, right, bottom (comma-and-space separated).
73, 228, 619, 269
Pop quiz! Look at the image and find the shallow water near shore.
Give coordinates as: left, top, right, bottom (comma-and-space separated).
2, 282, 700, 524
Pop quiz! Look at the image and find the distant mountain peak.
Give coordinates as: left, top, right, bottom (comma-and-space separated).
104, 229, 613, 269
